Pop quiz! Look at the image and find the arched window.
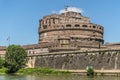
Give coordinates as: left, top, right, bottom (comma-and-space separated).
66, 24, 71, 27
82, 25, 87, 28
43, 25, 47, 29
75, 24, 80, 27
93, 26, 96, 28
99, 27, 102, 30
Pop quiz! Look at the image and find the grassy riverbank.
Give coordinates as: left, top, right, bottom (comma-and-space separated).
17, 68, 70, 75
0, 68, 6, 74
0, 68, 70, 75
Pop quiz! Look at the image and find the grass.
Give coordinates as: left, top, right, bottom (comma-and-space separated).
0, 67, 70, 75
0, 68, 6, 74
17, 67, 70, 75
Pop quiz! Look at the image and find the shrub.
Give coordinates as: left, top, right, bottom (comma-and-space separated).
86, 66, 94, 76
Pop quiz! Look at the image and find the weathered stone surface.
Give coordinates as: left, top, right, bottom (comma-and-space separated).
35, 50, 120, 70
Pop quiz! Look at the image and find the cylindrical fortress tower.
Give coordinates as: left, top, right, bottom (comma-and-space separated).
38, 7, 104, 51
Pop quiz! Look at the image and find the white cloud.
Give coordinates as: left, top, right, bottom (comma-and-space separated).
59, 7, 83, 14
51, 10, 57, 14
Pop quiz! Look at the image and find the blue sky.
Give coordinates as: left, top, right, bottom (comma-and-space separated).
0, 0, 120, 46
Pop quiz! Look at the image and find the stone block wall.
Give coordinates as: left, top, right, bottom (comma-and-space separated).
34, 50, 120, 70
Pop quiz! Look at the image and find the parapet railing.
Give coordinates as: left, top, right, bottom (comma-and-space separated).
28, 49, 120, 57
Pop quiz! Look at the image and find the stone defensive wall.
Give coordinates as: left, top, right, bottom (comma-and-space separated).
28, 49, 120, 70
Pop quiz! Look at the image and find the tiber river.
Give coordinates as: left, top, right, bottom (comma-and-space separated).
0, 75, 120, 80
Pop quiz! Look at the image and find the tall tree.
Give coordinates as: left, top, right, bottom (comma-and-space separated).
0, 57, 4, 68
5, 45, 28, 73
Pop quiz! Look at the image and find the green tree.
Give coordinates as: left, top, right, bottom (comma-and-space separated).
0, 57, 4, 68
4, 45, 28, 73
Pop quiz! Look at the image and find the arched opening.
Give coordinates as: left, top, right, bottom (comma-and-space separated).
82, 25, 87, 28
66, 24, 71, 27
43, 25, 47, 29
93, 26, 96, 28
75, 24, 80, 27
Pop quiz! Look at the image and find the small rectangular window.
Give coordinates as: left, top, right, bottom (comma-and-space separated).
93, 26, 96, 28
75, 24, 80, 27
43, 25, 47, 29
82, 25, 87, 27
66, 24, 71, 27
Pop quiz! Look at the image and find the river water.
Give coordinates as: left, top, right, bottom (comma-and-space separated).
0, 75, 120, 80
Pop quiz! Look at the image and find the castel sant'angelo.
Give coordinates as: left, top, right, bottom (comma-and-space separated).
0, 7, 120, 58
1, 7, 120, 69
39, 7, 104, 51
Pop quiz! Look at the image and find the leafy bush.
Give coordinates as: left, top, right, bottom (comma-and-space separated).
0, 68, 6, 74
86, 66, 94, 76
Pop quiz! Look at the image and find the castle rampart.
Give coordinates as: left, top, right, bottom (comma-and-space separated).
28, 49, 120, 70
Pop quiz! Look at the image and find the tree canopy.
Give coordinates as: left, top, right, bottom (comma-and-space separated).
5, 45, 28, 73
